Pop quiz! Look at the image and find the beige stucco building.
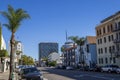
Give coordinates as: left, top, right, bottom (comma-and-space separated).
96, 11, 120, 67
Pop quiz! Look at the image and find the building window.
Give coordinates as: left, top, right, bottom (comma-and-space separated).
87, 45, 89, 53
105, 47, 107, 53
113, 57, 116, 63
104, 37, 106, 43
111, 35, 114, 41
98, 39, 99, 44
103, 27, 106, 34
105, 58, 108, 64
108, 36, 111, 42
109, 46, 111, 53
111, 24, 113, 31
100, 38, 102, 44
101, 48, 103, 54
112, 46, 115, 51
98, 49, 100, 54
97, 30, 99, 36
118, 22, 120, 29
116, 33, 118, 39
107, 25, 110, 32
119, 32, 120, 39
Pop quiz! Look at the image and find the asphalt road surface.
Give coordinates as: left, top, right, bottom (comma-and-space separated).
38, 67, 120, 80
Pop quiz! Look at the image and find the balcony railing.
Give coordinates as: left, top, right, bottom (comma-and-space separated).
113, 39, 120, 43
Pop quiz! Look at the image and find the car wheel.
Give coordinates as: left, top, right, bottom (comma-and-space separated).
117, 70, 120, 74
108, 70, 111, 73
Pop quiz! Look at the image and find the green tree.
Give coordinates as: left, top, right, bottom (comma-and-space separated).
16, 50, 22, 56
61, 46, 65, 52
0, 50, 9, 57
68, 36, 79, 43
48, 61, 56, 66
21, 55, 34, 65
1, 5, 30, 80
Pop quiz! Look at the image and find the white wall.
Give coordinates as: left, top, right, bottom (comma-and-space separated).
1, 35, 6, 50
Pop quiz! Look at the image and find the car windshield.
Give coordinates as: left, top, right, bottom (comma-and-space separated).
23, 69, 29, 74
29, 68, 38, 72
23, 67, 39, 74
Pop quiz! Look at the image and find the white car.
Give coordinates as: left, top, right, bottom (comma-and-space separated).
116, 68, 120, 74
66, 66, 74, 70
101, 65, 119, 73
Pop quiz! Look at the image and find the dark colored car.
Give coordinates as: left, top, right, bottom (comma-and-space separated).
19, 67, 43, 80
55, 65, 66, 69
88, 66, 102, 72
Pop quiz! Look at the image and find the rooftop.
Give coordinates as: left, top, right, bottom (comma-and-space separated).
86, 36, 96, 44
101, 11, 120, 23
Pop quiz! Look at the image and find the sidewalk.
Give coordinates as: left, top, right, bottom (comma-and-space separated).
0, 71, 18, 80
0, 70, 9, 80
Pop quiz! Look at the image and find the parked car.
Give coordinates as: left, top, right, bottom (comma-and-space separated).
16, 65, 26, 74
116, 68, 120, 74
88, 66, 102, 72
56, 65, 66, 69
94, 66, 102, 72
66, 66, 74, 70
19, 67, 43, 80
101, 65, 119, 73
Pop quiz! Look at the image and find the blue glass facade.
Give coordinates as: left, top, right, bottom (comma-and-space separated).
39, 42, 58, 60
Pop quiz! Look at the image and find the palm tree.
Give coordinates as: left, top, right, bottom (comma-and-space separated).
68, 36, 79, 43
68, 36, 85, 67
1, 5, 30, 80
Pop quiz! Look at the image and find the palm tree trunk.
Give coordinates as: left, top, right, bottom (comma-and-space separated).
9, 33, 15, 80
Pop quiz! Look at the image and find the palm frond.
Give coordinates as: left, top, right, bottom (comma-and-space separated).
8, 5, 15, 18
3, 24, 11, 31
1, 5, 30, 33
0, 11, 12, 22
68, 36, 79, 43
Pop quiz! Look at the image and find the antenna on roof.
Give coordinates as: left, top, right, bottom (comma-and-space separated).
65, 30, 68, 42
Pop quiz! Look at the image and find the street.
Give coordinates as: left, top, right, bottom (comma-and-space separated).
38, 67, 120, 80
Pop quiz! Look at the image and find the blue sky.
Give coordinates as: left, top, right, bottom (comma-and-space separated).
0, 0, 120, 60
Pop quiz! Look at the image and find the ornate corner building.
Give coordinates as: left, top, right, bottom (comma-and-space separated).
96, 11, 120, 66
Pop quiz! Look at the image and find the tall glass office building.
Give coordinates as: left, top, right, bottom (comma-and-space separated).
38, 42, 58, 65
